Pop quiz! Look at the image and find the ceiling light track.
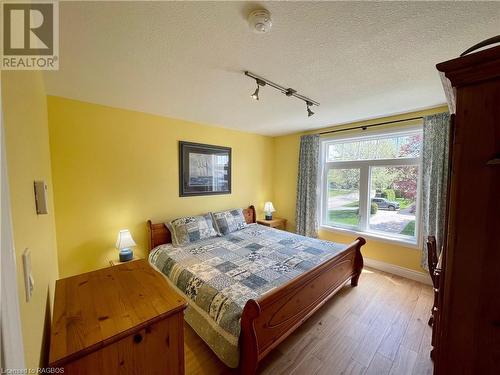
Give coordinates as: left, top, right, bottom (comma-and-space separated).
244, 71, 319, 116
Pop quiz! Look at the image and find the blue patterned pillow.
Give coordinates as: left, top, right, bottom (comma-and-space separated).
166, 214, 218, 247
211, 208, 248, 235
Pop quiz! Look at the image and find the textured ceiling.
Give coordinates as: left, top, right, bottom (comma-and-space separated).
43, 1, 500, 136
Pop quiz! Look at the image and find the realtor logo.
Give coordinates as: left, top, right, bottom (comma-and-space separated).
1, 1, 59, 70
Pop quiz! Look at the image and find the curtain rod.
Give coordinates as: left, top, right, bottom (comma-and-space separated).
318, 116, 424, 136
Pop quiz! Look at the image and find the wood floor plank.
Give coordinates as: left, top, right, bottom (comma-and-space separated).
412, 352, 434, 375
419, 320, 433, 356
365, 353, 393, 375
389, 346, 418, 375
344, 270, 384, 319
183, 268, 433, 375
289, 354, 323, 375
343, 359, 367, 375
326, 285, 362, 320
314, 335, 359, 375
268, 329, 322, 375
399, 289, 433, 353
350, 316, 390, 367
377, 280, 421, 360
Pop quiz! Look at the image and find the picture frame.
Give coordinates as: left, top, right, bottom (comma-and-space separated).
179, 141, 232, 197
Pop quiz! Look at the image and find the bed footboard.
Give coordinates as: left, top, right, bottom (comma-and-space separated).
240, 237, 365, 375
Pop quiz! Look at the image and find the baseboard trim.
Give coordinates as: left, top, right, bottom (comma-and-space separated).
363, 257, 432, 285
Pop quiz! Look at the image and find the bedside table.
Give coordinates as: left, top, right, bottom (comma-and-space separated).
257, 217, 287, 230
107, 255, 139, 266
49, 260, 187, 374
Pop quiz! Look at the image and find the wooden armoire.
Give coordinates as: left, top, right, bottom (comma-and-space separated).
432, 45, 500, 374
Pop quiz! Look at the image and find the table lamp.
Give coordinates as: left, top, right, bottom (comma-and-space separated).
264, 201, 275, 220
116, 229, 136, 262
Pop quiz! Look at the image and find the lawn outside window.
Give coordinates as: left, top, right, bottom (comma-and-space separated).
319, 125, 423, 246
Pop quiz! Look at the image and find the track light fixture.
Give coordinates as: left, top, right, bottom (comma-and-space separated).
245, 71, 319, 117
251, 84, 259, 100
306, 101, 314, 117
251, 79, 266, 100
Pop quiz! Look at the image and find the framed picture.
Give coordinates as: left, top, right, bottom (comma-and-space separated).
179, 141, 231, 197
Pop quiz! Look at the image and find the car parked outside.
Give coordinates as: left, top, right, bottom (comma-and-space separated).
371, 197, 400, 211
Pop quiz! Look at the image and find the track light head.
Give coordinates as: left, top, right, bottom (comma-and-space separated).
251, 84, 260, 100
306, 101, 314, 117
251, 79, 266, 100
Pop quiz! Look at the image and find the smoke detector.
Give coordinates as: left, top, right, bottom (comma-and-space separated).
248, 9, 272, 34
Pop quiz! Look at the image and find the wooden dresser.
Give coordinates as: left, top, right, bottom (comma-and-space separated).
49, 260, 187, 374
433, 45, 500, 374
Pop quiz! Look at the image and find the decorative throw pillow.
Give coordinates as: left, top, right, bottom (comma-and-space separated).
212, 208, 248, 235
166, 213, 218, 247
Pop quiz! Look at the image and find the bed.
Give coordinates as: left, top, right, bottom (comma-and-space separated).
147, 205, 365, 374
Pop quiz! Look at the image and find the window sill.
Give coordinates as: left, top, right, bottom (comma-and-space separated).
319, 224, 421, 249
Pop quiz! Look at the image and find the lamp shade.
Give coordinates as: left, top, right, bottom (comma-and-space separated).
116, 229, 136, 250
264, 201, 275, 213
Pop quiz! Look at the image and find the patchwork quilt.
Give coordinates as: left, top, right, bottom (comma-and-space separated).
149, 224, 349, 368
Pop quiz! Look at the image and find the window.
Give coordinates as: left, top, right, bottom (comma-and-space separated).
320, 127, 422, 244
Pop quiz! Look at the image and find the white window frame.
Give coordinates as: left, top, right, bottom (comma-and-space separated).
319, 124, 423, 249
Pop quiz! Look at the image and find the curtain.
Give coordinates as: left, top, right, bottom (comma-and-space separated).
421, 112, 451, 270
295, 134, 320, 237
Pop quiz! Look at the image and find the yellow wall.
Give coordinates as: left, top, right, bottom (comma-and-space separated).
48, 96, 446, 276
47, 96, 274, 277
2, 72, 59, 369
2, 78, 444, 368
0, 71, 446, 369
273, 106, 448, 272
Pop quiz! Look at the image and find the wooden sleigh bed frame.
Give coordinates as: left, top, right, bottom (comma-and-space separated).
147, 205, 365, 374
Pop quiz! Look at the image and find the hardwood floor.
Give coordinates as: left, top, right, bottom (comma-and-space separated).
184, 268, 434, 375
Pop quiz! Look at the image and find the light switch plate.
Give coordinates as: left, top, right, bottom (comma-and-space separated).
34, 180, 48, 215
22, 248, 34, 302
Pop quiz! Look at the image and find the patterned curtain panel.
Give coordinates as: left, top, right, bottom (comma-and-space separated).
421, 112, 451, 270
295, 134, 320, 237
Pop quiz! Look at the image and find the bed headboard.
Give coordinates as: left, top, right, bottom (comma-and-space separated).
146, 205, 256, 252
